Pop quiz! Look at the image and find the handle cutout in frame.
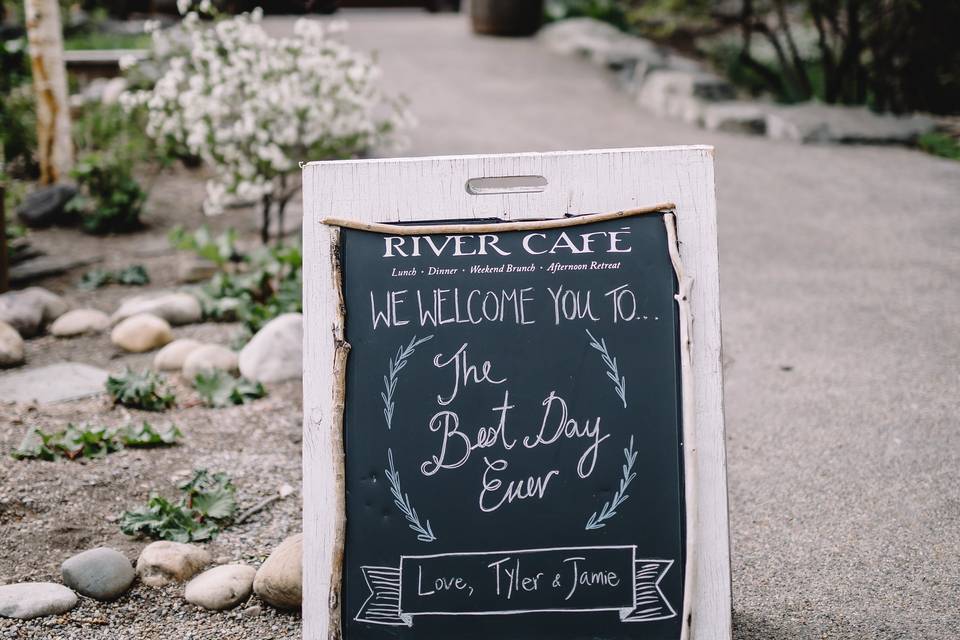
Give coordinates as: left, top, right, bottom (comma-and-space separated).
465, 175, 547, 195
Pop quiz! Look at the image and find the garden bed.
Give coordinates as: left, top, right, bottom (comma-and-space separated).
0, 166, 303, 638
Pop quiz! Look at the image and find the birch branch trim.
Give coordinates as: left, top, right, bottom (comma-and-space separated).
665, 212, 697, 640
327, 226, 350, 640
321, 202, 676, 234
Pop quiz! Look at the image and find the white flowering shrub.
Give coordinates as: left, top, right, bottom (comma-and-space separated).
123, 7, 411, 240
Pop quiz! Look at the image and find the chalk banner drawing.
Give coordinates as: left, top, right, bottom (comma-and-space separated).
339, 211, 686, 640
356, 546, 675, 626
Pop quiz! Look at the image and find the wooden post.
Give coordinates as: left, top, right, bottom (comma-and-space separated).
24, 0, 73, 185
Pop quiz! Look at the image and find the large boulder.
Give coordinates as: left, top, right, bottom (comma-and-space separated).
184, 564, 256, 610
182, 344, 238, 380
0, 321, 25, 368
111, 292, 203, 326
15, 184, 78, 228
110, 313, 173, 353
0, 287, 68, 337
253, 533, 302, 609
765, 102, 936, 144
0, 582, 77, 619
238, 313, 302, 383
61, 547, 135, 601
136, 541, 210, 587
702, 101, 769, 135
50, 308, 110, 337
154, 338, 203, 371
636, 69, 736, 119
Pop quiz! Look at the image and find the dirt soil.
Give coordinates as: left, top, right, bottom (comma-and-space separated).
0, 164, 304, 639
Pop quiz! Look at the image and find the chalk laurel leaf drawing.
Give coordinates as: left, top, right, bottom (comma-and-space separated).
386, 448, 436, 542
585, 435, 638, 531
585, 329, 627, 408
381, 334, 434, 429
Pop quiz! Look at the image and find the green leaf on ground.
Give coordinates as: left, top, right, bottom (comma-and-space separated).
11, 422, 183, 461
120, 469, 237, 542
116, 421, 183, 447
918, 131, 960, 161
193, 370, 266, 408
11, 429, 58, 461
10, 424, 122, 460
120, 496, 201, 543
106, 369, 176, 411
169, 225, 238, 267
79, 264, 150, 290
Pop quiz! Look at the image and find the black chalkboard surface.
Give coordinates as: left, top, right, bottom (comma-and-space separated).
339, 211, 685, 640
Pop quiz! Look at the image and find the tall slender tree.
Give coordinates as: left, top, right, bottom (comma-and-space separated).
23, 0, 72, 184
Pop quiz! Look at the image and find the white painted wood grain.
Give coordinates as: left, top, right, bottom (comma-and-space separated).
302, 146, 730, 640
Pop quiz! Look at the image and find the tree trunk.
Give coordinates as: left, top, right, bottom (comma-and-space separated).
24, 0, 73, 185
0, 183, 8, 293
261, 194, 273, 245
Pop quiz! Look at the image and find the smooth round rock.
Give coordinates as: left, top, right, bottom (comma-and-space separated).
0, 321, 25, 368
0, 287, 67, 337
136, 541, 210, 587
14, 184, 78, 228
184, 564, 256, 610
111, 313, 173, 353
22, 287, 68, 323
61, 547, 134, 601
177, 258, 218, 284
182, 344, 238, 380
253, 533, 302, 609
238, 313, 303, 383
0, 582, 77, 620
154, 338, 203, 371
50, 309, 110, 337
111, 292, 202, 326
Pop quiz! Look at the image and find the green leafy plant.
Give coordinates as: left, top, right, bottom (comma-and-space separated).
12, 429, 58, 461
12, 424, 121, 460
79, 264, 150, 290
120, 469, 237, 542
66, 151, 146, 234
64, 101, 165, 233
11, 421, 181, 461
115, 421, 183, 447
64, 31, 151, 50
174, 227, 302, 342
545, 0, 632, 31
0, 30, 37, 180
918, 132, 960, 161
193, 370, 266, 408
168, 225, 239, 268
106, 369, 176, 411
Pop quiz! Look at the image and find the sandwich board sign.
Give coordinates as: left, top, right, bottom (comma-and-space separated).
302, 147, 730, 640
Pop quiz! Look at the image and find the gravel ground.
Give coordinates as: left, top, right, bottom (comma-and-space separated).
1, 167, 303, 638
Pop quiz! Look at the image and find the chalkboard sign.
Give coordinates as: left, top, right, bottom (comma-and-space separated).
303, 148, 730, 640
330, 208, 690, 640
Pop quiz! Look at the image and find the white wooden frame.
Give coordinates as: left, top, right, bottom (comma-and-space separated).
302, 146, 730, 640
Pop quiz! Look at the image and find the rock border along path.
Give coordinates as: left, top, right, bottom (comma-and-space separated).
537, 17, 936, 144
